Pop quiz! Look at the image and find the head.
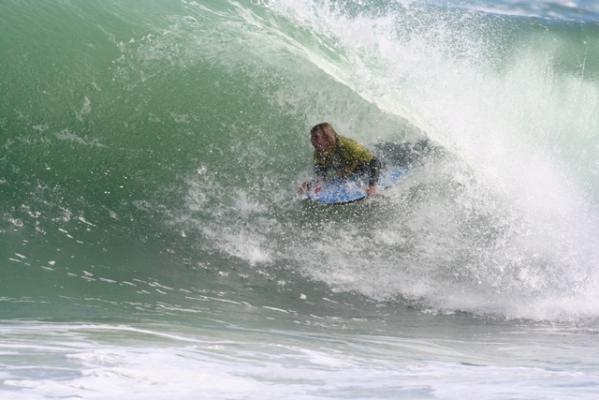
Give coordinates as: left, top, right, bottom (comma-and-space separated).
310, 122, 338, 153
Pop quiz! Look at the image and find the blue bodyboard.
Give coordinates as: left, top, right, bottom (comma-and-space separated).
304, 166, 406, 205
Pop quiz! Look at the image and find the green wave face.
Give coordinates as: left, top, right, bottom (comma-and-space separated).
2, 0, 599, 323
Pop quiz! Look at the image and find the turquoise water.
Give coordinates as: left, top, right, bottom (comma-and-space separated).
2, 1, 599, 398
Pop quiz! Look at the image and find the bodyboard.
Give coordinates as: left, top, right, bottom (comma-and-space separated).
304, 166, 405, 205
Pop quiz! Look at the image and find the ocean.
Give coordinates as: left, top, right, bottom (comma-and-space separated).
1, 0, 599, 398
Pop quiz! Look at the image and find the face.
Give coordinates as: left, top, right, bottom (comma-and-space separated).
311, 128, 335, 152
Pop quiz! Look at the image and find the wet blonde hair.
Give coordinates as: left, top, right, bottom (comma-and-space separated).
310, 122, 338, 143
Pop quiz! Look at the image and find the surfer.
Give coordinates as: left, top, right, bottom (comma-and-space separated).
300, 122, 382, 196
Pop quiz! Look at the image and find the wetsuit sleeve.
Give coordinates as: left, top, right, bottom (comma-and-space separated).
313, 152, 326, 180
313, 163, 326, 179
354, 156, 381, 186
367, 156, 382, 186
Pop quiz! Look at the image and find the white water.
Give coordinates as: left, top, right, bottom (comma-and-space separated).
2, 322, 599, 400
184, 0, 599, 322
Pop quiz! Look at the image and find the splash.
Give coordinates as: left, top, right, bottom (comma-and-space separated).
174, 0, 599, 321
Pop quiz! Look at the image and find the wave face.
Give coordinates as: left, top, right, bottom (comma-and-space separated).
2, 0, 599, 324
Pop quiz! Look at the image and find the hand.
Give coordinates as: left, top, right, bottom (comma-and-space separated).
366, 185, 377, 197
298, 181, 310, 195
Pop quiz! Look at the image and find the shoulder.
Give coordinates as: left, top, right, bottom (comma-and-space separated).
338, 135, 364, 150
337, 135, 357, 147
338, 136, 373, 159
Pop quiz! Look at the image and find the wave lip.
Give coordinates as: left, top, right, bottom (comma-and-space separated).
442, 0, 599, 21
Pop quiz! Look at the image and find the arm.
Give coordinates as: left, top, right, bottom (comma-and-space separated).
299, 158, 326, 195
365, 156, 381, 196
346, 155, 381, 196
313, 163, 326, 180
366, 156, 382, 187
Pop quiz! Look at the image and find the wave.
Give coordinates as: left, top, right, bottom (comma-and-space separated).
2, 0, 599, 324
